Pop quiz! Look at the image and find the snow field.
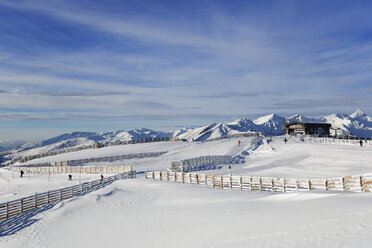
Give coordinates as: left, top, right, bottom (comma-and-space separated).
1, 178, 372, 248
0, 169, 111, 202
1, 135, 372, 247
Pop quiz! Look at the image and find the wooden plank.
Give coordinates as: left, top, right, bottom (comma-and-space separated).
310, 179, 327, 190
251, 177, 261, 191
298, 179, 310, 191
327, 177, 344, 191
285, 178, 297, 192
261, 177, 273, 192
35, 193, 48, 207
213, 176, 223, 189
362, 173, 372, 192
206, 175, 214, 187
231, 176, 241, 189
344, 175, 361, 192
154, 171, 161, 180
190, 173, 198, 184
241, 176, 251, 190
198, 174, 206, 185
161, 171, 168, 181
168, 172, 176, 182
273, 178, 285, 192
222, 175, 231, 189
183, 173, 191, 183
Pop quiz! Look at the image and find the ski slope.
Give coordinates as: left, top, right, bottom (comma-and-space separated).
1, 136, 372, 248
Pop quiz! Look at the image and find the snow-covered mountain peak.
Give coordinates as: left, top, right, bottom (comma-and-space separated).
350, 109, 367, 119
227, 118, 252, 127
253, 113, 283, 125
2, 110, 372, 165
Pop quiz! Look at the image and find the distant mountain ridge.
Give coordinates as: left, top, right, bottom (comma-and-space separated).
1, 110, 371, 164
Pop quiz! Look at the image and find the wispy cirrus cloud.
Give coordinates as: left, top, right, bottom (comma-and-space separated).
0, 0, 372, 140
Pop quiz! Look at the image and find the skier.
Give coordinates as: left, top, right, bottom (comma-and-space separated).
238, 140, 241, 146
68, 174, 72, 180
360, 140, 363, 147
20, 170, 24, 178
100, 174, 104, 182
284, 138, 288, 144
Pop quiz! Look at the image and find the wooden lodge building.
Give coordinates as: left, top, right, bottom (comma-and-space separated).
285, 122, 331, 136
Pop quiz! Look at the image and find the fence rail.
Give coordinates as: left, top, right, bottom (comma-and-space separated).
204, 132, 259, 142
18, 151, 167, 168
296, 136, 371, 146
171, 155, 233, 172
9, 165, 133, 175
145, 171, 372, 193
11, 137, 172, 164
0, 171, 136, 222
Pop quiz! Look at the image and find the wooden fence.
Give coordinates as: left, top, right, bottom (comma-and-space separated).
299, 136, 371, 146
18, 151, 167, 167
12, 137, 172, 164
171, 155, 233, 172
0, 171, 136, 222
145, 171, 372, 193
9, 165, 133, 175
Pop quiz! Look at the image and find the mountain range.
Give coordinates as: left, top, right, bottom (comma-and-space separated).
1, 109, 371, 164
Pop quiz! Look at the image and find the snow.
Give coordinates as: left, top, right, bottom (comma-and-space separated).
2, 110, 372, 166
253, 113, 278, 125
0, 170, 104, 202
350, 109, 367, 119
1, 136, 372, 247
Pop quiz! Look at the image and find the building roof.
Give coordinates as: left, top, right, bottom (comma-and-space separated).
285, 121, 331, 128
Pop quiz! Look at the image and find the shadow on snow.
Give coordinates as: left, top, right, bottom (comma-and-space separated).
0, 180, 114, 237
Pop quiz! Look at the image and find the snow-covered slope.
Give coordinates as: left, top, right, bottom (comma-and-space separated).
1, 136, 372, 248
324, 110, 372, 138
253, 114, 285, 135
2, 110, 372, 165
0, 140, 26, 152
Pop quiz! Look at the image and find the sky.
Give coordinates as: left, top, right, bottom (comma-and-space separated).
0, 0, 372, 141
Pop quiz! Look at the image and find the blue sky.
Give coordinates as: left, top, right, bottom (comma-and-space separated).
0, 0, 372, 141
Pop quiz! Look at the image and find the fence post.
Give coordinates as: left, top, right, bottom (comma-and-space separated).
60, 189, 62, 201
6, 202, 9, 218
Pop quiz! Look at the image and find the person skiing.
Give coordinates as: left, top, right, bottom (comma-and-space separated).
238, 140, 241, 146
360, 140, 363, 147
284, 138, 288, 144
68, 174, 72, 180
100, 174, 104, 182
20, 170, 24, 178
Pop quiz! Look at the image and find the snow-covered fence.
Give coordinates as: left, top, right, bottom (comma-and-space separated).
9, 165, 132, 175
170, 155, 232, 172
205, 132, 259, 142
299, 136, 371, 146
145, 172, 372, 193
18, 151, 167, 168
12, 137, 172, 164
0, 171, 136, 222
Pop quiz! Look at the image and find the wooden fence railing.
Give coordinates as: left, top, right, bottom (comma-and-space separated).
18, 151, 167, 167
0, 171, 136, 222
298, 136, 371, 146
145, 171, 372, 193
9, 165, 133, 175
11, 137, 172, 164
171, 155, 233, 172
